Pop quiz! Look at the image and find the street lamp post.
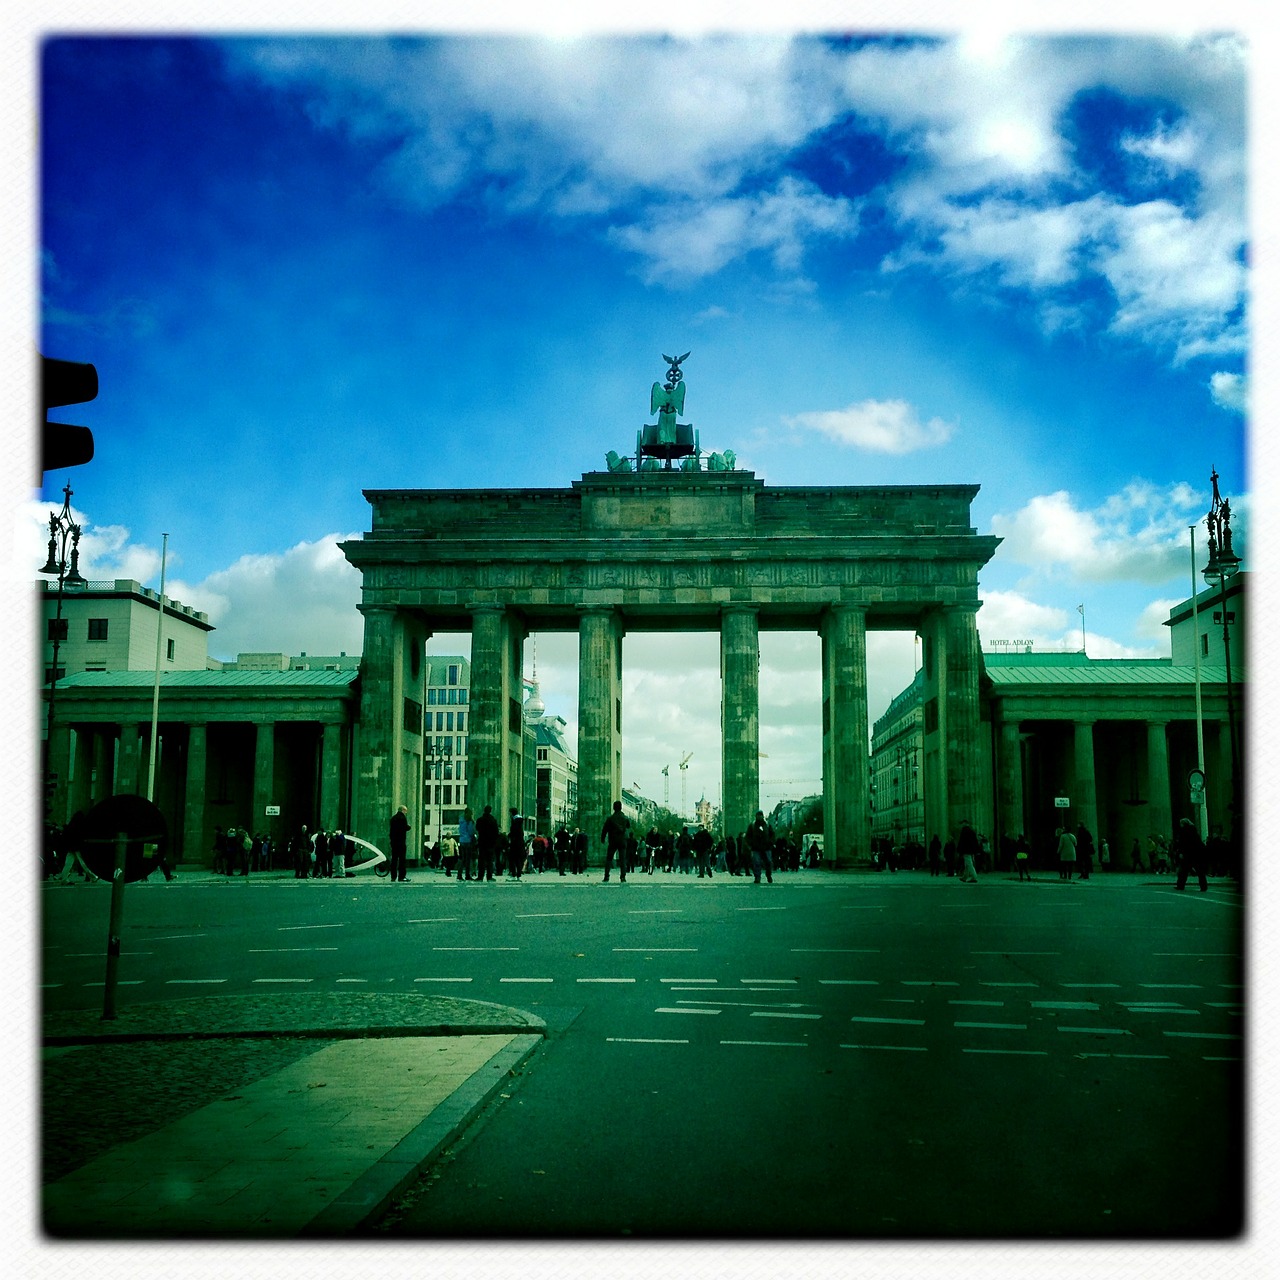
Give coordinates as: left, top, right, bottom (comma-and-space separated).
39, 483, 87, 823
1203, 468, 1241, 844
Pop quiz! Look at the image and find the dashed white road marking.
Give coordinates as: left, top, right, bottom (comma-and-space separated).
680, 999, 810, 1009
722, 1040, 807, 1047
951, 1000, 1004, 1007
249, 947, 338, 953
955, 1021, 1027, 1030
1140, 983, 1202, 989
614, 948, 697, 953
1032, 1001, 1099, 1011
1078, 1053, 1170, 1060
792, 948, 869, 953
82, 981, 143, 987
165, 978, 227, 985
278, 923, 344, 931
433, 947, 519, 952
982, 982, 1038, 988
841, 1043, 927, 1052
661, 977, 715, 984
252, 978, 313, 984
577, 978, 636, 984
1061, 983, 1120, 989
608, 1037, 689, 1044
407, 917, 460, 924
821, 979, 878, 986
656, 1007, 720, 1015
629, 910, 682, 915
152, 934, 206, 940
850, 1016, 925, 1026
902, 980, 959, 987
515, 913, 573, 919
737, 907, 786, 912
414, 977, 472, 983
972, 951, 1059, 956
741, 978, 797, 985
1057, 1026, 1130, 1035
1163, 1031, 1241, 1040
963, 1048, 1047, 1056
336, 978, 369, 984
500, 977, 554, 983
751, 1011, 821, 1020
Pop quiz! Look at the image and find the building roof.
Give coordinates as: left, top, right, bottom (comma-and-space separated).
54, 669, 359, 690
984, 660, 1227, 688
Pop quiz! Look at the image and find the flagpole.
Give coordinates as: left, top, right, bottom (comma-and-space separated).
1190, 525, 1208, 840
146, 533, 168, 803
1078, 603, 1086, 655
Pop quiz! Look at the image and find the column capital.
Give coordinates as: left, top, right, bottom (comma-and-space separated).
356, 602, 398, 617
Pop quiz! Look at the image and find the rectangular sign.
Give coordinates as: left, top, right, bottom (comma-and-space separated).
264, 804, 281, 816
1054, 797, 1070, 808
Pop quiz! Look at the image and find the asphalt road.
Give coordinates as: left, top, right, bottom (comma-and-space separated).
41, 866, 1245, 1239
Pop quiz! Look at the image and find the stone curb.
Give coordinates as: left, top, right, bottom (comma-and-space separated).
302, 1032, 543, 1236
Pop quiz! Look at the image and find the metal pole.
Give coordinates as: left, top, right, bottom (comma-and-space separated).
1219, 574, 1240, 841
1189, 526, 1208, 840
146, 533, 168, 802
101, 832, 128, 1021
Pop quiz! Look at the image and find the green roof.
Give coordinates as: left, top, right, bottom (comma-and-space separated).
55, 669, 359, 690
985, 661, 1229, 687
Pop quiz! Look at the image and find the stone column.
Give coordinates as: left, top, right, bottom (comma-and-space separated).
996, 717, 1025, 846
942, 609, 988, 839
353, 604, 397, 849
319, 721, 344, 830
183, 723, 207, 864
116, 722, 142, 796
252, 721, 275, 835
1147, 720, 1172, 843
91, 730, 110, 805
47, 721, 73, 824
721, 606, 761, 844
820, 605, 869, 867
469, 605, 512, 822
1073, 719, 1098, 843
69, 726, 94, 820
578, 607, 623, 843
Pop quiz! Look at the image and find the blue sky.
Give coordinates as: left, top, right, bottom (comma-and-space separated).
22, 18, 1253, 816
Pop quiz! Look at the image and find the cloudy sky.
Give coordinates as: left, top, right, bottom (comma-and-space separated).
21, 9, 1255, 817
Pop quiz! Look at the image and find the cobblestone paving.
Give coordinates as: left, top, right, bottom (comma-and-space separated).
42, 1035, 337, 1183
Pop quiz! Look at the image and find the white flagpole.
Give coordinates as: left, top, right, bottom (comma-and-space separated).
1078, 603, 1086, 655
1190, 525, 1208, 840
146, 534, 168, 803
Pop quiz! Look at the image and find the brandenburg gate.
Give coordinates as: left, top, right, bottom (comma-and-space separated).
341, 359, 998, 865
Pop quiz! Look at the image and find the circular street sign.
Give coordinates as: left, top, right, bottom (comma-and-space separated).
71, 794, 169, 883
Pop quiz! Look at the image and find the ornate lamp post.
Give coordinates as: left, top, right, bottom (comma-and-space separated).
1203, 468, 1241, 841
39, 483, 87, 821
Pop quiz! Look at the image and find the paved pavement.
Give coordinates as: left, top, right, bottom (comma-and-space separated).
41, 986, 545, 1238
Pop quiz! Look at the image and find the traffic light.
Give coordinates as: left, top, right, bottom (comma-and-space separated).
41, 354, 97, 472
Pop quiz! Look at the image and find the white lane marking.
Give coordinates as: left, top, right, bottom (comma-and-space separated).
841, 1043, 927, 1052
165, 979, 227, 985
1206, 1002, 1244, 1008
68, 952, 152, 957
248, 947, 339, 953
881, 998, 917, 1004
951, 1000, 1004, 1007
680, 999, 810, 1009
1128, 1007, 1200, 1015
1121, 1001, 1184, 1007
630, 910, 682, 915
1163, 1031, 1241, 1040
850, 1016, 925, 1026
821, 979, 878, 986
414, 977, 472, 983
1204, 1056, 1243, 1062
722, 1040, 807, 1047
793, 948, 869, 953
1057, 1026, 1131, 1035
407, 917, 460, 924
82, 981, 143, 986
515, 913, 573, 919
741, 978, 797, 985
252, 978, 313, 984
501, 977, 554, 983
433, 947, 519, 952
902, 980, 959, 987
842, 906, 885, 911
982, 982, 1038, 988
1078, 1053, 1170, 1060
955, 1021, 1027, 1030
751, 1011, 821, 1020
577, 978, 636, 984
1061, 983, 1120, 989
614, 948, 697, 953
972, 951, 1059, 956
608, 1037, 689, 1044
152, 934, 207, 940
1140, 983, 1202, 989
737, 907, 786, 912
661, 978, 715, 984
655, 1007, 720, 1015
1154, 952, 1235, 957
1032, 1001, 1099, 1011
278, 924, 344, 931
41, 984, 62, 989
963, 1049, 1047, 1056
336, 979, 369, 984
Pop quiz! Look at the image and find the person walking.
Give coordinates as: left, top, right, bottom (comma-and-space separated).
1015, 836, 1031, 881
572, 827, 588, 875
745, 811, 774, 884
506, 809, 525, 879
928, 834, 942, 877
476, 804, 500, 881
601, 800, 630, 882
695, 825, 715, 878
957, 820, 981, 883
1174, 817, 1209, 892
388, 804, 411, 882
1130, 837, 1144, 873
1056, 826, 1077, 880
1076, 824, 1095, 880
457, 807, 477, 881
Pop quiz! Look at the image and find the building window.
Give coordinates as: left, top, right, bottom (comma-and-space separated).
443, 785, 453, 806
1202, 633, 1210, 657
403, 697, 423, 734
537, 748, 548, 761
47, 618, 68, 641
447, 688, 458, 704
457, 711, 466, 733
446, 711, 454, 731
44, 665, 66, 684
448, 664, 459, 685
87, 618, 108, 641
458, 688, 467, 704
427, 688, 437, 705
166, 638, 175, 662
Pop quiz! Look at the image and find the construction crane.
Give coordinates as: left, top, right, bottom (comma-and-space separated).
661, 764, 670, 807
679, 751, 693, 819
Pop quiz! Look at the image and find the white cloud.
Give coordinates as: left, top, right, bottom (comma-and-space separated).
1209, 370, 1248, 413
977, 589, 1164, 659
784, 398, 954, 454
990, 482, 1209, 584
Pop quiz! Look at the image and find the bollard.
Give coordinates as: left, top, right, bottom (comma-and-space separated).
101, 831, 128, 1021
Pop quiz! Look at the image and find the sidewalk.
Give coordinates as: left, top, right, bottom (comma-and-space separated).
41, 992, 545, 1238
